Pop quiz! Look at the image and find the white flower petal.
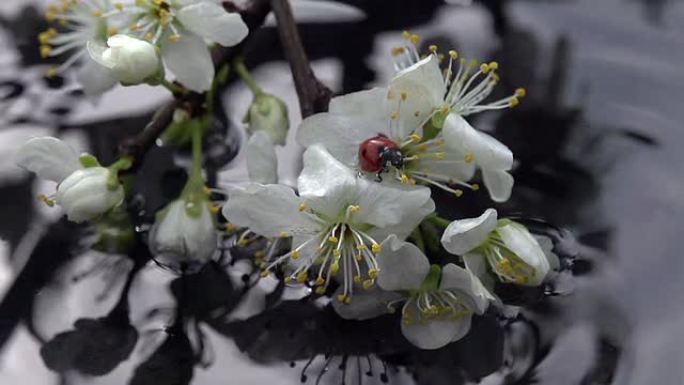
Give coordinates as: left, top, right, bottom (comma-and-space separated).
332, 286, 399, 320
443, 114, 513, 171
177, 3, 248, 47
415, 152, 476, 184
75, 54, 118, 97
389, 55, 446, 136
439, 264, 492, 314
535, 235, 560, 270
367, 189, 435, 241
296, 112, 385, 166
55, 167, 124, 222
376, 235, 430, 291
441, 208, 498, 255
246, 131, 278, 184
463, 252, 496, 291
15, 136, 82, 182
222, 183, 319, 237
482, 169, 514, 203
354, 181, 433, 232
328, 87, 388, 118
497, 223, 550, 286
401, 300, 472, 350
161, 30, 214, 92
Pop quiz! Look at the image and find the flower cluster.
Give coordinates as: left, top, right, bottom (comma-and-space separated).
39, 0, 248, 94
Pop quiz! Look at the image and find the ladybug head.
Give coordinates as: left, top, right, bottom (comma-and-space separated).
379, 147, 404, 169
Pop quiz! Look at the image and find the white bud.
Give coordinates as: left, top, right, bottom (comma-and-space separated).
245, 93, 289, 145
149, 200, 217, 273
88, 34, 161, 85
55, 167, 124, 223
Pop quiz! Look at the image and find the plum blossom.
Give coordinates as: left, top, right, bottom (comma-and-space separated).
15, 137, 124, 223
441, 209, 553, 287
334, 235, 493, 350
222, 145, 435, 302
87, 34, 162, 84
114, 0, 249, 92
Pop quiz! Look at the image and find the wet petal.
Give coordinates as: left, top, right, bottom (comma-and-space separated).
177, 3, 248, 46
482, 169, 514, 203
441, 208, 498, 255
376, 235, 430, 291
161, 30, 214, 92
15, 136, 82, 182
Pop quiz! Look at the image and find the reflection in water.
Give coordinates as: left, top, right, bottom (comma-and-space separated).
0, 0, 676, 384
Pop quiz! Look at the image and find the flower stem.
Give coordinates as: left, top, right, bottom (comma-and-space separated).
191, 120, 203, 179
161, 79, 185, 95
410, 226, 426, 253
234, 57, 263, 95
427, 214, 452, 228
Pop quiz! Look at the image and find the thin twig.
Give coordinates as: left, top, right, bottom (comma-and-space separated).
270, 0, 332, 118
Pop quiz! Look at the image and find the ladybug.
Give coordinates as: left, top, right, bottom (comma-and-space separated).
358, 134, 404, 180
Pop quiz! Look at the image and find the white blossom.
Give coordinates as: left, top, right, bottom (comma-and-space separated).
244, 93, 289, 146
441, 209, 552, 286
87, 34, 161, 84
222, 145, 435, 302
334, 235, 493, 350
15, 137, 124, 223
114, 0, 249, 92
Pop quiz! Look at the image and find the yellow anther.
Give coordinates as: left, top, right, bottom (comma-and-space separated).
330, 263, 340, 275
471, 183, 480, 191
336, 294, 347, 303
168, 34, 181, 42
144, 32, 154, 41
208, 202, 220, 214
45, 11, 57, 22
355, 253, 363, 261
279, 231, 289, 238
435, 152, 445, 160
390, 111, 399, 120
38, 32, 52, 45
410, 133, 422, 143
515, 88, 527, 98
260, 270, 270, 278
402, 30, 411, 39
391, 47, 406, 56
46, 67, 58, 78
437, 53, 445, 61
428, 44, 438, 53
344, 296, 352, 304
371, 244, 381, 253
455, 189, 464, 197
237, 239, 249, 247
440, 105, 451, 114
388, 306, 397, 314
349, 205, 360, 213
284, 277, 293, 284
129, 23, 140, 31
356, 244, 367, 251
298, 202, 307, 212
328, 236, 338, 243
353, 275, 362, 284
480, 63, 491, 74
469, 59, 479, 68
333, 249, 341, 257
368, 269, 378, 279
409, 34, 421, 44
362, 280, 374, 290
400, 91, 408, 101
408, 178, 416, 185
509, 97, 520, 107
315, 286, 326, 294
254, 250, 265, 258
296, 271, 308, 283
59, 18, 68, 27
448, 50, 458, 59
315, 277, 325, 286
91, 9, 102, 17
37, 194, 55, 207
114, 2, 124, 10
400, 174, 410, 184
225, 223, 237, 233
488, 61, 499, 70
515, 276, 529, 284
464, 153, 474, 163
290, 249, 300, 260
40, 45, 52, 58
107, 27, 118, 37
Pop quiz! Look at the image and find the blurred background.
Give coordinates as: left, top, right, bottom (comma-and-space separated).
0, 0, 683, 384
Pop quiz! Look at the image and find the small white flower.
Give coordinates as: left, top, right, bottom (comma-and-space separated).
39, 0, 119, 95
115, 0, 249, 92
441, 209, 552, 286
149, 198, 218, 272
245, 130, 278, 185
244, 93, 289, 146
335, 235, 493, 350
88, 34, 162, 84
15, 137, 124, 223
222, 145, 435, 302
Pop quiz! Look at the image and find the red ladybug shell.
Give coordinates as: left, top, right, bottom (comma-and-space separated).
358, 135, 400, 172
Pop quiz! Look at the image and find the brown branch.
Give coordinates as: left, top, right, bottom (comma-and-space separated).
270, 0, 332, 118
119, 0, 272, 170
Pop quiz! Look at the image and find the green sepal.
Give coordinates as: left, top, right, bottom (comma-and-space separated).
79, 153, 101, 168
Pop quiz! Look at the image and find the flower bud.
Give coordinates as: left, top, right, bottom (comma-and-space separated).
149, 199, 217, 273
55, 167, 125, 223
88, 34, 161, 85
244, 93, 289, 145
